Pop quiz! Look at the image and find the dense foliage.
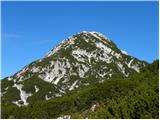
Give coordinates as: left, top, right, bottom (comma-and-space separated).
1, 60, 159, 119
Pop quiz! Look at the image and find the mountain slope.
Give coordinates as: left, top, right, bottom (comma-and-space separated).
1, 60, 158, 119
1, 31, 147, 107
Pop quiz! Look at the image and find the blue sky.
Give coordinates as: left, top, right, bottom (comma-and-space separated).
1, 1, 159, 79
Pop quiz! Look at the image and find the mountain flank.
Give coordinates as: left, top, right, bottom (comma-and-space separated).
2, 31, 157, 119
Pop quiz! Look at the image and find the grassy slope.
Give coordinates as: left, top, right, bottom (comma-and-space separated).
1, 60, 159, 119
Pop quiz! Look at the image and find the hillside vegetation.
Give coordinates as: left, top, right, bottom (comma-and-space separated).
1, 60, 159, 119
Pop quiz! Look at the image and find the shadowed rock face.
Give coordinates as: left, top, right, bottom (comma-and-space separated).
1, 31, 147, 106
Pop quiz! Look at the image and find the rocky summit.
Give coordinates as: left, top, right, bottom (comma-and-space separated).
1, 31, 147, 107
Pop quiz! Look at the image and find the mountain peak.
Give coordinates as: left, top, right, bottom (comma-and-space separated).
46, 31, 111, 57
79, 31, 109, 41
2, 31, 147, 107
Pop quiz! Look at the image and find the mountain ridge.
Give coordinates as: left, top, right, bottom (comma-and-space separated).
1, 31, 147, 107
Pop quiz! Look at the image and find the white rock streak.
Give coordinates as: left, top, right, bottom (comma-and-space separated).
90, 32, 103, 40
39, 60, 70, 84
91, 104, 97, 112
131, 65, 140, 72
69, 80, 78, 91
78, 64, 89, 78
4, 86, 9, 91
55, 93, 62, 97
13, 83, 32, 106
12, 101, 21, 107
99, 54, 112, 63
84, 83, 90, 86
72, 48, 89, 63
117, 62, 127, 76
89, 31, 109, 41
31, 66, 40, 73
7, 77, 12, 81
121, 50, 128, 55
1, 91, 7, 97
45, 95, 51, 100
114, 53, 121, 59
128, 59, 134, 68
96, 42, 112, 54
57, 115, 71, 119
127, 59, 140, 72
34, 85, 39, 93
